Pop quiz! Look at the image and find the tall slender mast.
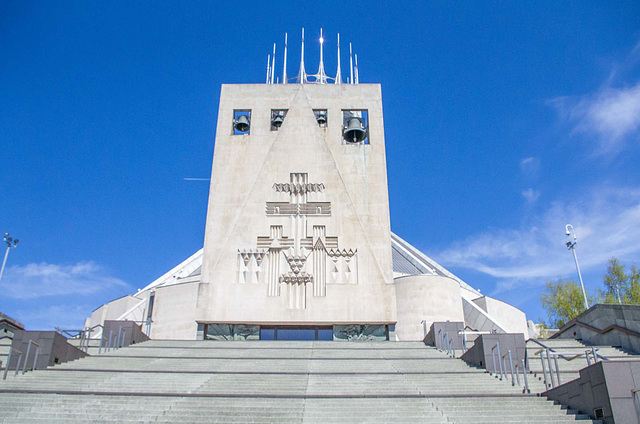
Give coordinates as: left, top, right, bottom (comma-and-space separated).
335, 33, 342, 84
349, 43, 354, 84
266, 54, 271, 84
354, 54, 359, 84
271, 43, 276, 85
317, 28, 326, 84
297, 28, 306, 84
282, 33, 288, 84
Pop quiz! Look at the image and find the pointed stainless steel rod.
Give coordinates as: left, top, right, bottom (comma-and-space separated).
317, 28, 326, 84
271, 43, 276, 85
282, 33, 288, 84
349, 43, 353, 84
266, 54, 271, 84
298, 28, 306, 83
335, 33, 342, 84
355, 54, 359, 84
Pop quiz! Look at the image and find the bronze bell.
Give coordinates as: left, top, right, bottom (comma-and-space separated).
272, 112, 285, 128
234, 115, 251, 132
316, 111, 327, 126
344, 117, 366, 143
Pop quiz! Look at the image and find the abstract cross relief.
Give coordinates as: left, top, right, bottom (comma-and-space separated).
237, 173, 357, 309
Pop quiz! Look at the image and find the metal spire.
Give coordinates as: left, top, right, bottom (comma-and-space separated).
335, 33, 342, 84
354, 53, 359, 84
297, 28, 307, 84
316, 28, 327, 84
271, 43, 276, 85
266, 54, 271, 84
282, 33, 288, 84
349, 43, 354, 84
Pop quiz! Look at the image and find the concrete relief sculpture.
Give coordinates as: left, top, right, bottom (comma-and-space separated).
237, 173, 358, 309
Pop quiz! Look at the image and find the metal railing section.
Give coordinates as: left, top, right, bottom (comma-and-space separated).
437, 329, 456, 358
2, 340, 40, 380
533, 346, 609, 390
489, 342, 530, 394
98, 327, 128, 354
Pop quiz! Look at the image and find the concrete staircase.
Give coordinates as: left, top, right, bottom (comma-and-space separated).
525, 338, 637, 393
0, 340, 600, 423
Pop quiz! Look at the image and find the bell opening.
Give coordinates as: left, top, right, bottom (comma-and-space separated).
233, 110, 252, 135
271, 109, 288, 131
314, 109, 328, 127
342, 110, 369, 144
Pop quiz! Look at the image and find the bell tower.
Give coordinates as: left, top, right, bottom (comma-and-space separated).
196, 30, 397, 340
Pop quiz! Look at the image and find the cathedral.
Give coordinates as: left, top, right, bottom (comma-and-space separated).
84, 30, 528, 342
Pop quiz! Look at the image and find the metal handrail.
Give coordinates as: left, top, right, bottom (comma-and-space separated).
457, 329, 492, 352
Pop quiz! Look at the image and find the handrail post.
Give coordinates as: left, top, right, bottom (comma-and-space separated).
107, 330, 113, 352
553, 354, 561, 385
521, 359, 530, 393
508, 350, 515, 386
539, 350, 549, 389
32, 347, 40, 371
437, 329, 442, 351
462, 331, 467, 352
3, 347, 13, 380
22, 340, 33, 374
546, 349, 557, 388
491, 345, 497, 376
121, 330, 127, 348
585, 349, 592, 366
14, 353, 22, 377
496, 342, 504, 381
592, 347, 598, 362
98, 334, 103, 354
515, 362, 521, 386
117, 327, 123, 349
450, 337, 455, 358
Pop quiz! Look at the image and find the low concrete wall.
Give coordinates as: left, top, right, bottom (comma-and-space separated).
461, 333, 526, 373
544, 359, 640, 424
102, 320, 150, 347
424, 322, 464, 351
552, 304, 640, 353
9, 331, 88, 369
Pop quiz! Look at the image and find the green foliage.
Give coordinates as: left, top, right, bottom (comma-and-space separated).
541, 258, 640, 328
540, 280, 589, 328
599, 258, 640, 305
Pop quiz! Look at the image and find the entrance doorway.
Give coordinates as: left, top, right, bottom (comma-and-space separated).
259, 326, 333, 341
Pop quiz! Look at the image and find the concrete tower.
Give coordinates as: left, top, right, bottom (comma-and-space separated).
197, 83, 397, 340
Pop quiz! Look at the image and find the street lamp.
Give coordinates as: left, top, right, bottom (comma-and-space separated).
565, 224, 589, 310
0, 232, 19, 284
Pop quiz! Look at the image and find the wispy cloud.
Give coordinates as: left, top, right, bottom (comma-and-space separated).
519, 157, 539, 178
1, 261, 130, 299
521, 188, 540, 204
550, 40, 640, 155
551, 82, 640, 154
437, 187, 640, 292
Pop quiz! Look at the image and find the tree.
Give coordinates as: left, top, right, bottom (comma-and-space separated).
600, 258, 640, 305
540, 279, 590, 328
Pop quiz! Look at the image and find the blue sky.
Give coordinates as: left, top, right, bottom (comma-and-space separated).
1, 2, 640, 329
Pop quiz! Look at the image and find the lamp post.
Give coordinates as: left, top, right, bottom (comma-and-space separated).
565, 224, 589, 310
0, 232, 19, 285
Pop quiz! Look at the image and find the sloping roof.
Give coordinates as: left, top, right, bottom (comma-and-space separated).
390, 232, 480, 295
138, 232, 480, 296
